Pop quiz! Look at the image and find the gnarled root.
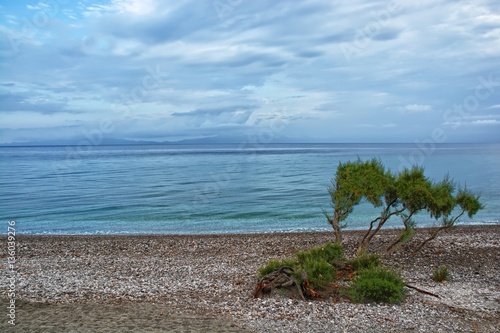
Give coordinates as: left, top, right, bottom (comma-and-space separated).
253, 266, 319, 300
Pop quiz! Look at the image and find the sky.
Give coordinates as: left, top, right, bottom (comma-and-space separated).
0, 0, 499, 144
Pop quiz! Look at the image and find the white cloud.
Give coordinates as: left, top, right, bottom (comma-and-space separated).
108, 0, 158, 15
444, 118, 500, 127
403, 104, 432, 112
471, 119, 500, 125
26, 3, 47, 11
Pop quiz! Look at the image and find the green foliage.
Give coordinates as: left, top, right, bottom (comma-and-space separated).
258, 243, 407, 304
329, 158, 389, 216
395, 166, 434, 213
258, 258, 297, 279
456, 188, 483, 218
348, 253, 381, 271
348, 266, 406, 303
429, 176, 456, 219
432, 265, 449, 282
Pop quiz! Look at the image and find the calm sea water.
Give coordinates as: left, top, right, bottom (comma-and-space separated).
0, 143, 499, 235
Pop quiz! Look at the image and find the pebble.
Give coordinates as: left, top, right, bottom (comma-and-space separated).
0, 226, 499, 332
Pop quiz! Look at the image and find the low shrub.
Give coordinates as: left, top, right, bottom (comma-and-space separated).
258, 258, 297, 279
258, 242, 343, 289
348, 253, 381, 271
432, 265, 449, 282
295, 242, 343, 289
311, 242, 344, 263
348, 266, 406, 303
298, 256, 335, 289
297, 242, 344, 264
258, 242, 407, 302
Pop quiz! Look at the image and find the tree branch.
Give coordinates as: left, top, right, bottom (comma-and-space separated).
405, 284, 440, 298
412, 210, 465, 254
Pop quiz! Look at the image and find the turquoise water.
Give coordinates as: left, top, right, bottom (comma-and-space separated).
0, 143, 499, 235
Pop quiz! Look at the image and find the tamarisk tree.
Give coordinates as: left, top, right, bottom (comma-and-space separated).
325, 159, 483, 254
324, 158, 390, 244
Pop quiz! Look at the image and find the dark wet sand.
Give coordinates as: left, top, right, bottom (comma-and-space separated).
0, 299, 252, 333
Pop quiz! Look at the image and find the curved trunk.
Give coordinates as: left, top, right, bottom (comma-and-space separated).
356, 201, 403, 255
332, 211, 342, 244
386, 211, 416, 253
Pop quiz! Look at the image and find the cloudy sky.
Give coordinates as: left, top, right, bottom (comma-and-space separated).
1, 0, 499, 144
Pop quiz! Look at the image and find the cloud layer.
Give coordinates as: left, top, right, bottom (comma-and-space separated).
1, 0, 499, 143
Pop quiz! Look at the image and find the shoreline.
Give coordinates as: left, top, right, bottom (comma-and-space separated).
9, 222, 500, 237
1, 225, 499, 332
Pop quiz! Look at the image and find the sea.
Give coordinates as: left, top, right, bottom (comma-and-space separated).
0, 143, 499, 235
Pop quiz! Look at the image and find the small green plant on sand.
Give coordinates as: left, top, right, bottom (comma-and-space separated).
348, 266, 406, 303
432, 265, 449, 282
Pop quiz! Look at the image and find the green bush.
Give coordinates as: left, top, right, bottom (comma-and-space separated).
257, 243, 409, 303
348, 266, 406, 303
348, 253, 381, 271
298, 256, 335, 289
258, 258, 297, 279
295, 242, 343, 289
258, 242, 343, 289
432, 265, 449, 282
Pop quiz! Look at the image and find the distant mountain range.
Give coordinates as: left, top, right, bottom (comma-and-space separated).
0, 135, 319, 146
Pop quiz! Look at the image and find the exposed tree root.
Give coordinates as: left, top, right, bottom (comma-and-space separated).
253, 266, 320, 300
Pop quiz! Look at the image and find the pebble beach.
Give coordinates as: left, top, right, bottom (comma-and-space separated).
1, 225, 499, 332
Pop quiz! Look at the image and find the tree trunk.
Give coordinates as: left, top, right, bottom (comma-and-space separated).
412, 231, 439, 254
332, 210, 342, 244
357, 202, 403, 255
412, 211, 464, 253
386, 229, 413, 253
357, 216, 388, 255
386, 212, 415, 253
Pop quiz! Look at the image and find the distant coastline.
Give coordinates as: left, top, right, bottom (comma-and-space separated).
2, 138, 499, 147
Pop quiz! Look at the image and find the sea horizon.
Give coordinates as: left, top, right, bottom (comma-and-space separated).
2, 141, 499, 147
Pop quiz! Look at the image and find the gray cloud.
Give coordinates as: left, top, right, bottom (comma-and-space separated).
0, 92, 70, 114
0, 0, 499, 144
172, 105, 254, 117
